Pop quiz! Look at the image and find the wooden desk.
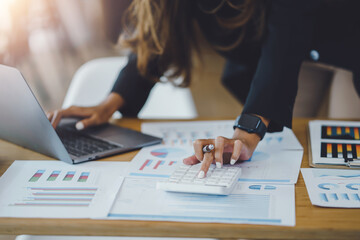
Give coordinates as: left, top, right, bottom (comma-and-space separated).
0, 118, 359, 240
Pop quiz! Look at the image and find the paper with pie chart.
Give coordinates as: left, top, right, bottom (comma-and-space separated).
301, 168, 360, 208
126, 145, 194, 178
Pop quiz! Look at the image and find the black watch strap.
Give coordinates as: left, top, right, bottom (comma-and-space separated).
233, 114, 267, 140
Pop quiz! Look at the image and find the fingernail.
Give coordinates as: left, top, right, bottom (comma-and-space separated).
197, 170, 205, 179
230, 159, 237, 165
75, 122, 84, 130
216, 162, 222, 168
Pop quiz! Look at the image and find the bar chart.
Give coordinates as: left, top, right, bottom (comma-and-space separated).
29, 170, 45, 182
0, 161, 125, 218
138, 159, 178, 171
19, 169, 95, 207
322, 125, 360, 140
28, 169, 91, 183
13, 187, 97, 207
127, 145, 194, 178
321, 142, 360, 159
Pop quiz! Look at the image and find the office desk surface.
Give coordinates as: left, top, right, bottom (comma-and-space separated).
0, 118, 359, 240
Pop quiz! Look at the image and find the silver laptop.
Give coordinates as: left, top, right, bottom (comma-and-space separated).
0, 64, 162, 164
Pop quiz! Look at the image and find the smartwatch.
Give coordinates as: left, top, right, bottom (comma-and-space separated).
233, 114, 267, 140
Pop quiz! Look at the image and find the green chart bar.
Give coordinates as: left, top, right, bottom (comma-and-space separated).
29, 170, 45, 182
47, 170, 61, 181
63, 171, 75, 181
78, 172, 90, 182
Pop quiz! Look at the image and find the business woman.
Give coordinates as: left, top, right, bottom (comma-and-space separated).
48, 0, 360, 178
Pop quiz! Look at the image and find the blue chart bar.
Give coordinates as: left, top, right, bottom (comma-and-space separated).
320, 193, 328, 202
341, 193, 350, 200
352, 194, 360, 201
249, 185, 261, 190
264, 185, 276, 190
329, 193, 338, 201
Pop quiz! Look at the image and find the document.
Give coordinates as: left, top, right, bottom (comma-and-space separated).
301, 168, 360, 208
309, 120, 360, 167
128, 144, 303, 184
126, 144, 193, 178
107, 177, 295, 226
0, 160, 126, 218
141, 120, 303, 151
141, 121, 303, 183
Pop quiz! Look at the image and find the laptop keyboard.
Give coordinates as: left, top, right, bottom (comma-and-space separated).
56, 127, 121, 157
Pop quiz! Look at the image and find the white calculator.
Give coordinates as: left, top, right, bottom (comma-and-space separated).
156, 164, 242, 195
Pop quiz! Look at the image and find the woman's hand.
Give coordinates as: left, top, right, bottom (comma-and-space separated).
183, 115, 269, 178
47, 93, 124, 129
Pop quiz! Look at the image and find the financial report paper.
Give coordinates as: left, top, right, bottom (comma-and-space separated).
127, 143, 303, 184
0, 160, 126, 218
107, 177, 295, 226
302, 168, 360, 208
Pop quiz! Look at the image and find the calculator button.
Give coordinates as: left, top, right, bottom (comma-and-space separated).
156, 164, 242, 195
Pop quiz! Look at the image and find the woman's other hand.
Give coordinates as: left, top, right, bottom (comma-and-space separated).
47, 92, 124, 130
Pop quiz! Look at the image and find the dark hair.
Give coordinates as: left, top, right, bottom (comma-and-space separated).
120, 0, 265, 87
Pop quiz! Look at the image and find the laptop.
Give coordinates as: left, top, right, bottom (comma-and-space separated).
0, 64, 162, 164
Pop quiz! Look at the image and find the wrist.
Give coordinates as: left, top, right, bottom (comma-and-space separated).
254, 114, 270, 128
99, 93, 125, 118
233, 114, 269, 140
232, 127, 261, 151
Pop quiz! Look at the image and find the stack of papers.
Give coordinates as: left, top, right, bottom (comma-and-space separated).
0, 120, 304, 226
107, 120, 304, 226
309, 120, 360, 167
305, 120, 360, 208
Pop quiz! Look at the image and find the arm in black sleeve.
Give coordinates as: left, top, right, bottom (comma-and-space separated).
242, 0, 319, 132
111, 54, 159, 117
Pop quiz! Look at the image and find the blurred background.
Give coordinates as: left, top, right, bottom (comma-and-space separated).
0, 0, 130, 111
1, 0, 359, 119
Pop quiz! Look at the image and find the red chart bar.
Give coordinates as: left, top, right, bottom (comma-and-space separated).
139, 159, 151, 171
153, 161, 163, 169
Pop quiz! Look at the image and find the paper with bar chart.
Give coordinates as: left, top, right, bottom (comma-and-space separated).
107, 177, 295, 226
128, 144, 303, 184
309, 120, 360, 166
0, 161, 125, 218
301, 168, 360, 208
141, 120, 303, 151
126, 144, 194, 178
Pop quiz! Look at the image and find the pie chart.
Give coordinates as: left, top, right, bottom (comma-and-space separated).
346, 183, 360, 190
318, 183, 339, 190
150, 148, 187, 159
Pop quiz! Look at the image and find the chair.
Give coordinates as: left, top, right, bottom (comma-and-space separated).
62, 57, 197, 119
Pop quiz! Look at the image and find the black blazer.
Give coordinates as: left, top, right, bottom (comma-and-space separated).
111, 0, 360, 132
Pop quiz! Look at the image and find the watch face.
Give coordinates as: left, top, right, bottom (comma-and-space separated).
239, 114, 260, 130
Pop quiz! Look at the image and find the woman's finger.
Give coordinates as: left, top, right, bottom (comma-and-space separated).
183, 155, 200, 165
77, 114, 101, 130
48, 106, 98, 129
47, 112, 54, 122
214, 136, 226, 168
50, 110, 63, 129
230, 139, 243, 165
193, 139, 213, 162
61, 106, 94, 118
198, 152, 213, 178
